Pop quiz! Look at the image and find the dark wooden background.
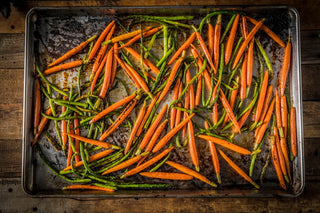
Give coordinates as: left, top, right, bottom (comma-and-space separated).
0, 0, 320, 212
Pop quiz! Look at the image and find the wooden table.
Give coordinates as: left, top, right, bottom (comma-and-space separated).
1, 1, 320, 212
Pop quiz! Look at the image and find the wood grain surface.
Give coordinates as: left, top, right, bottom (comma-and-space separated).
0, 0, 320, 212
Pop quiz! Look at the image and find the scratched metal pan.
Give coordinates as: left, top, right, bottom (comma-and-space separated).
22, 6, 304, 197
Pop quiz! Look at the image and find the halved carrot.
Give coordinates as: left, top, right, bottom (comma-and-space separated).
217, 148, 259, 189
246, 38, 254, 87
152, 114, 195, 153
290, 106, 297, 157
204, 121, 221, 183
281, 95, 288, 138
232, 19, 264, 69
255, 70, 269, 122
99, 47, 114, 99
240, 53, 248, 100
246, 16, 285, 47
121, 147, 174, 178
34, 80, 41, 135
62, 184, 114, 192
213, 14, 221, 70
208, 21, 215, 58
90, 93, 136, 124
255, 98, 275, 145
225, 14, 240, 65
139, 172, 193, 180
65, 133, 119, 149
168, 32, 196, 65
32, 107, 53, 146
279, 39, 291, 96
170, 79, 181, 129
166, 161, 216, 187
49, 35, 97, 67
99, 99, 137, 141
42, 60, 83, 76
89, 20, 115, 60
197, 135, 251, 155
102, 154, 144, 175
271, 138, 287, 190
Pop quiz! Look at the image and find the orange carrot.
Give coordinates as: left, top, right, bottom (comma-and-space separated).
61, 97, 67, 150
168, 32, 196, 65
191, 48, 211, 90
89, 20, 115, 60
213, 15, 221, 70
92, 24, 116, 74
158, 55, 184, 103
195, 73, 202, 106
217, 148, 259, 189
74, 113, 80, 163
99, 99, 137, 141
166, 161, 216, 187
62, 184, 114, 192
63, 149, 114, 171
34, 80, 41, 134
274, 126, 289, 182
188, 119, 199, 171
102, 154, 144, 175
219, 90, 241, 133
125, 101, 147, 155
115, 55, 141, 89
110, 42, 118, 89
232, 19, 264, 69
281, 95, 288, 138
197, 135, 251, 155
240, 53, 248, 100
290, 106, 297, 157
175, 82, 183, 127
42, 60, 82, 76
67, 122, 74, 167
271, 139, 287, 190
139, 172, 193, 180
246, 38, 254, 87
90, 93, 136, 124
225, 14, 240, 65
182, 81, 190, 139
152, 114, 195, 153
208, 22, 214, 57
91, 52, 108, 92
255, 98, 275, 145
275, 90, 283, 137
204, 121, 221, 183
234, 102, 254, 132
255, 70, 269, 122
221, 85, 238, 128
124, 62, 150, 94
65, 133, 119, 149
121, 147, 174, 178
240, 16, 248, 39
280, 136, 291, 181
49, 35, 96, 67
246, 16, 285, 47
279, 39, 291, 96
145, 119, 168, 152
99, 47, 114, 99
106, 26, 152, 44
170, 80, 181, 129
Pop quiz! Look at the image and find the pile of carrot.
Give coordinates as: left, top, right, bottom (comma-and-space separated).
32, 10, 298, 193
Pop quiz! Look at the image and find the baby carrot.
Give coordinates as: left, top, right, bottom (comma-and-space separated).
274, 126, 289, 183
188, 119, 199, 171
240, 53, 248, 100
166, 161, 216, 187
208, 21, 214, 57
221, 84, 238, 128
49, 35, 96, 67
74, 114, 80, 163
145, 119, 168, 152
225, 14, 240, 65
275, 90, 283, 134
255, 70, 269, 122
240, 16, 248, 39
101, 154, 144, 175
65, 133, 119, 149
232, 19, 264, 69
281, 95, 288, 138
91, 52, 108, 92
110, 42, 118, 89
168, 32, 196, 65
217, 148, 259, 189
61, 97, 67, 150
271, 137, 287, 190
246, 38, 254, 88
213, 14, 221, 70
34, 80, 41, 135
139, 172, 193, 180
124, 62, 150, 95
279, 39, 291, 96
115, 55, 141, 89
99, 47, 114, 99
255, 85, 273, 136
104, 26, 152, 44
62, 184, 114, 192
175, 82, 183, 127
66, 122, 74, 167
170, 80, 181, 129
42, 60, 82, 76
32, 107, 53, 146
290, 106, 297, 157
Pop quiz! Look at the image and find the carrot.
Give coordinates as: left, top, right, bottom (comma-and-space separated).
213, 14, 221, 70
89, 20, 115, 60
63, 149, 114, 171
240, 53, 248, 100
208, 21, 215, 57
110, 42, 118, 89
99, 99, 137, 141
246, 38, 254, 87
138, 104, 168, 151
217, 148, 259, 189
219, 90, 241, 133
234, 102, 254, 132
119, 26, 162, 49
275, 89, 282, 129
232, 19, 264, 69
175, 82, 183, 127
271, 138, 287, 190
65, 133, 120, 149
212, 79, 221, 124
225, 14, 240, 65
170, 79, 181, 129
246, 16, 285, 47
158, 55, 184, 103
90, 93, 136, 124
104, 26, 152, 44
195, 73, 202, 106
168, 32, 196, 65
62, 184, 114, 192
191, 48, 211, 90
182, 81, 190, 139
32, 107, 53, 146
124, 62, 150, 95
99, 47, 114, 99
255, 98, 275, 145
279, 39, 291, 96
197, 135, 251, 155
73, 113, 80, 163
49, 35, 97, 67
42, 60, 82, 76
61, 97, 67, 150
121, 147, 174, 178
140, 172, 193, 180
221, 85, 238, 128
101, 154, 144, 175
34, 80, 41, 135
166, 161, 216, 187
125, 101, 147, 155
115, 55, 141, 89
91, 24, 116, 74
145, 119, 168, 152
255, 70, 269, 122
281, 95, 288, 138
274, 126, 289, 183
204, 121, 221, 183
152, 114, 195, 153
91, 52, 108, 92
67, 122, 74, 167
280, 136, 291, 182
124, 47, 159, 74
188, 119, 199, 171
290, 106, 297, 157
240, 16, 248, 38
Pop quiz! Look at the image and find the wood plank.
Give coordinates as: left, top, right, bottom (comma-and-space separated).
0, 140, 21, 178
305, 138, 320, 177
1, 1, 320, 34
0, 34, 24, 69
301, 30, 320, 64
303, 102, 320, 138
302, 64, 320, 101
0, 178, 320, 212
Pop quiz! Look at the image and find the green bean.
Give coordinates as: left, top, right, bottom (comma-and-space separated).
199, 11, 240, 33
255, 38, 273, 76
220, 14, 236, 43
228, 37, 244, 73
125, 15, 194, 21
45, 132, 61, 151
53, 99, 88, 108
